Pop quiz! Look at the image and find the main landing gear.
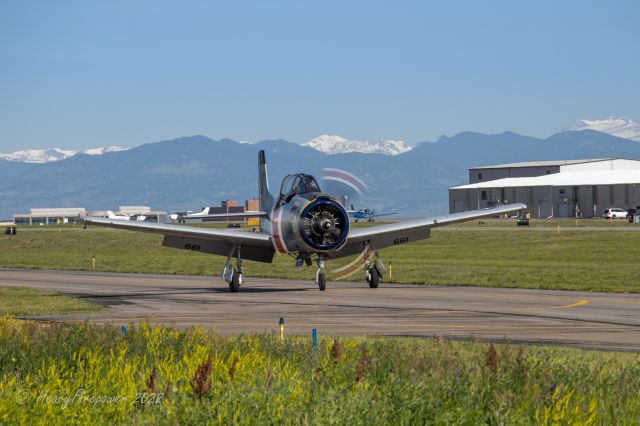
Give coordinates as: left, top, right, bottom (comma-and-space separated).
222, 245, 243, 292
365, 264, 380, 288
364, 243, 387, 289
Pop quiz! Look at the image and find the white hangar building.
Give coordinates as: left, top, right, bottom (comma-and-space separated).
449, 158, 640, 218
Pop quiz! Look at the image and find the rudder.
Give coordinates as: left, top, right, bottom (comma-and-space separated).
258, 150, 274, 212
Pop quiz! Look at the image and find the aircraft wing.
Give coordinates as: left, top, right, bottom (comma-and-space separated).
333, 203, 526, 258
78, 217, 275, 263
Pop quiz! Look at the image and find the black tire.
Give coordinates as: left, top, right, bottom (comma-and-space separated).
368, 267, 379, 288
229, 271, 240, 292
317, 272, 326, 291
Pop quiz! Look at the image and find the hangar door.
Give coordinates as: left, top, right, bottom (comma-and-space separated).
558, 203, 570, 217
539, 201, 552, 218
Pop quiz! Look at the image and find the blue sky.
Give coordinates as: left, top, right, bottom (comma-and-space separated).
1, 1, 639, 151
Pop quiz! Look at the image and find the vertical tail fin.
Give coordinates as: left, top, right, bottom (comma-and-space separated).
258, 150, 274, 212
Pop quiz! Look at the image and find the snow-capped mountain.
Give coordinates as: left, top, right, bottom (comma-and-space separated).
0, 148, 77, 163
0, 145, 127, 163
303, 135, 412, 155
82, 145, 127, 156
569, 116, 640, 142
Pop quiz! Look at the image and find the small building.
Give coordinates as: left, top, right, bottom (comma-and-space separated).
118, 206, 151, 216
13, 208, 87, 225
449, 158, 640, 218
203, 199, 261, 223
13, 206, 166, 224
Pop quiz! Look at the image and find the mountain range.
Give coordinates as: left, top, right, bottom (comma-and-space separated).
303, 135, 412, 155
2, 117, 638, 162
0, 145, 127, 164
3, 126, 640, 220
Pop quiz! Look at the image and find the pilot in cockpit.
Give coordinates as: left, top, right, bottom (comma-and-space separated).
297, 174, 321, 193
280, 174, 322, 203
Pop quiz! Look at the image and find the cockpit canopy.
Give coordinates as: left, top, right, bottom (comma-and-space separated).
279, 173, 322, 202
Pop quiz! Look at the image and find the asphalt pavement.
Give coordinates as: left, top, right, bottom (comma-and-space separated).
2, 268, 640, 351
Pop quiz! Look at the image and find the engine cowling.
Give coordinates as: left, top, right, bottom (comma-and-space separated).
299, 197, 349, 251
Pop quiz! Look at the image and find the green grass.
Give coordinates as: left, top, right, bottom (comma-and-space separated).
0, 287, 103, 316
450, 217, 637, 227
2, 225, 640, 292
0, 318, 638, 424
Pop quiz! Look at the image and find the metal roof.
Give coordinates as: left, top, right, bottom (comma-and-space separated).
470, 158, 616, 170
30, 208, 86, 215
452, 170, 640, 190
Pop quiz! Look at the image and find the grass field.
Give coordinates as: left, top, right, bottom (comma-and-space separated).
0, 287, 102, 316
1, 318, 638, 424
2, 224, 640, 293
450, 217, 638, 227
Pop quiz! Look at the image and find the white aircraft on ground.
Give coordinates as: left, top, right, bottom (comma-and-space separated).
107, 211, 147, 222
169, 207, 262, 223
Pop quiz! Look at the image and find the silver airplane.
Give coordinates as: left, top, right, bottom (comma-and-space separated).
79, 151, 525, 292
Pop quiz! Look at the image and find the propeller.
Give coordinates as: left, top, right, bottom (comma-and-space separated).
320, 168, 368, 207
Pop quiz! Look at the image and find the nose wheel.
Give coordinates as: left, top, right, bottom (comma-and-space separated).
315, 257, 326, 291
316, 271, 326, 291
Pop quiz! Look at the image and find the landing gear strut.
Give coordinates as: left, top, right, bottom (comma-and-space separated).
222, 245, 243, 292
315, 257, 326, 291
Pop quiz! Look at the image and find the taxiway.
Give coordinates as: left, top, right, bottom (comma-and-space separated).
1, 268, 639, 351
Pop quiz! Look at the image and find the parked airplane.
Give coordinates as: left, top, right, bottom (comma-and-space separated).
169, 207, 263, 223
168, 210, 194, 222
80, 151, 525, 292
107, 211, 147, 221
169, 208, 214, 222
348, 206, 399, 222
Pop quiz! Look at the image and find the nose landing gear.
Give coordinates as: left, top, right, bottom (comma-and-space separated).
316, 257, 326, 291
295, 253, 327, 291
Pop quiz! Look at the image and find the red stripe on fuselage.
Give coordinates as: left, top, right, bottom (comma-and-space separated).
271, 205, 287, 253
